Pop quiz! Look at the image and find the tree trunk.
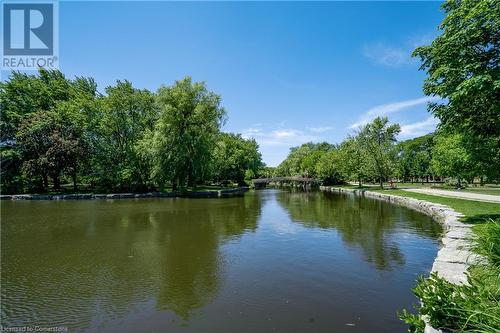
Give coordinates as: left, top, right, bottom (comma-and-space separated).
358, 176, 362, 188
53, 174, 61, 190
72, 172, 77, 191
379, 177, 383, 189
187, 174, 195, 188
43, 174, 48, 191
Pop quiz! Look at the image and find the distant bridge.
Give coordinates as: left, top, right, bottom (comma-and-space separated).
251, 177, 320, 189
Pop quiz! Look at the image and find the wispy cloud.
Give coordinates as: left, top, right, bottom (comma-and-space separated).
241, 126, 319, 146
240, 124, 334, 166
363, 35, 434, 68
363, 42, 412, 67
307, 126, 334, 133
349, 96, 440, 129
399, 116, 439, 138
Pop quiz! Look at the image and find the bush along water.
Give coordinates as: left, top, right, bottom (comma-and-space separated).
399, 219, 500, 333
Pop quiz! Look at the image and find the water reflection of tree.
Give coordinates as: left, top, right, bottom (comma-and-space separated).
276, 191, 441, 270
0, 194, 262, 330
154, 194, 261, 318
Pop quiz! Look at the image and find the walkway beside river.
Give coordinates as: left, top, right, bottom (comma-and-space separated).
403, 188, 500, 203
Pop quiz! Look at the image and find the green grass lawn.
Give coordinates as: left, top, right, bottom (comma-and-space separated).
342, 182, 500, 195
443, 187, 500, 196
184, 184, 241, 192
331, 185, 499, 221
369, 188, 500, 223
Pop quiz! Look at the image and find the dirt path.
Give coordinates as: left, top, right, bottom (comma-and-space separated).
403, 188, 500, 203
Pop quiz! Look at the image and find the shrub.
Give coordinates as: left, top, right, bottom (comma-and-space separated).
400, 219, 500, 333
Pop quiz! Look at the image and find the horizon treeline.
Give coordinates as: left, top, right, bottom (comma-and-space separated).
0, 69, 263, 194
274, 115, 499, 187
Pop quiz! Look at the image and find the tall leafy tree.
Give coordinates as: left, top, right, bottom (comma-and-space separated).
431, 133, 473, 187
212, 133, 263, 185
396, 134, 435, 183
97, 81, 157, 190
337, 136, 371, 187
17, 106, 91, 191
315, 150, 345, 185
0, 69, 74, 142
275, 142, 334, 177
1, 69, 98, 192
413, 0, 500, 180
358, 117, 401, 188
150, 77, 226, 189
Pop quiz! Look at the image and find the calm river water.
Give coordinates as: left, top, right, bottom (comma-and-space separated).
1, 190, 442, 332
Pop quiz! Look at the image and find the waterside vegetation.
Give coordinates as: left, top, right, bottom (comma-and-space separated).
1, 73, 264, 194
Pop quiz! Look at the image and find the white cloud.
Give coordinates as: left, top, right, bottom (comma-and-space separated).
363, 35, 434, 68
241, 126, 318, 147
240, 124, 334, 166
399, 116, 439, 138
363, 42, 412, 67
349, 96, 440, 129
307, 126, 334, 133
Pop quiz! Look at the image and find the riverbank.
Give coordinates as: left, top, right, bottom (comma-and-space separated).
320, 186, 500, 332
0, 187, 249, 200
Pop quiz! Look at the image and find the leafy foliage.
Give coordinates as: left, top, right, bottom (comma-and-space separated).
357, 117, 401, 188
275, 142, 342, 184
396, 134, 434, 183
147, 77, 226, 189
400, 218, 500, 333
212, 133, 263, 185
0, 70, 262, 193
413, 0, 500, 180
473, 219, 500, 267
95, 80, 158, 190
431, 133, 474, 186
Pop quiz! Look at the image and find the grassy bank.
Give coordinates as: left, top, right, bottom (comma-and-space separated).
339, 183, 500, 196
369, 189, 500, 222
399, 219, 500, 333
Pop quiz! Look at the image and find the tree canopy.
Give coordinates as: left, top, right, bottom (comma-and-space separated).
413, 0, 500, 180
0, 70, 263, 193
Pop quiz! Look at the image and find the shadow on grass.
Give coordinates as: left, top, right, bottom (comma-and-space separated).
461, 214, 500, 225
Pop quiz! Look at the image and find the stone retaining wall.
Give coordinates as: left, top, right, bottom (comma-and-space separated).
0, 187, 249, 201
320, 186, 479, 333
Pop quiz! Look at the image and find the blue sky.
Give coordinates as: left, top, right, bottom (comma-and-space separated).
2, 1, 445, 166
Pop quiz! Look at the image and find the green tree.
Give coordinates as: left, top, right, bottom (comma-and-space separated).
150, 77, 226, 189
17, 107, 91, 191
315, 150, 344, 185
212, 133, 263, 185
276, 142, 334, 177
431, 133, 473, 187
1, 69, 98, 193
337, 136, 371, 188
358, 117, 401, 188
0, 69, 75, 142
257, 166, 276, 179
413, 0, 500, 180
96, 80, 158, 190
396, 134, 434, 183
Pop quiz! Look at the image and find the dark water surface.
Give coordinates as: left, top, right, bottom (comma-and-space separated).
1, 190, 442, 332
